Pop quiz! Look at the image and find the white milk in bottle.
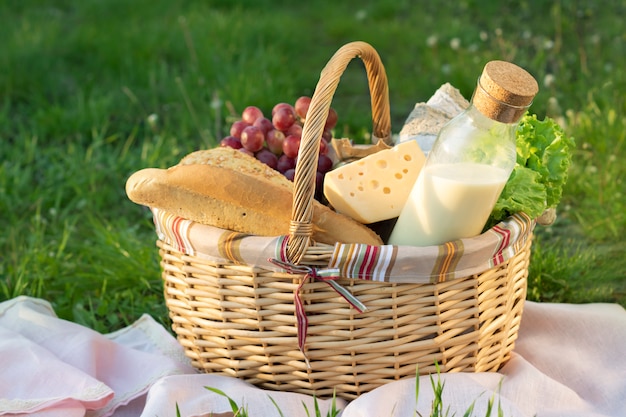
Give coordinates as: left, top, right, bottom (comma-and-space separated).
388, 61, 538, 247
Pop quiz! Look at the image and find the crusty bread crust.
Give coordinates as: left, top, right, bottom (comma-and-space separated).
126, 165, 290, 235
126, 148, 382, 246
179, 147, 294, 189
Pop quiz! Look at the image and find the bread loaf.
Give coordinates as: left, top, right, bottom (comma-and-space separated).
179, 147, 294, 188
126, 147, 382, 246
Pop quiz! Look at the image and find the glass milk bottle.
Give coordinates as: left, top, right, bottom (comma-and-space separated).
388, 60, 538, 247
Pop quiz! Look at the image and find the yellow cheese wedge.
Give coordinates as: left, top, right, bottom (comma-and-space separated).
323, 140, 426, 224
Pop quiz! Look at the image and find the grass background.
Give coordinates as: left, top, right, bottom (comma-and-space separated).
1, 0, 624, 333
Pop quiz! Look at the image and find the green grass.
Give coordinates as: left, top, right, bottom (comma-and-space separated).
1, 0, 625, 333
196, 365, 506, 416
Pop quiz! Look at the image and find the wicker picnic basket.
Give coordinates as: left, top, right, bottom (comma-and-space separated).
154, 41, 534, 400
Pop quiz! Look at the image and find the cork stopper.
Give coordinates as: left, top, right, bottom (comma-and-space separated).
473, 60, 539, 123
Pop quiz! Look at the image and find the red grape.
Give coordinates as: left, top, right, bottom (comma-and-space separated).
239, 148, 254, 157
324, 108, 338, 130
220, 135, 243, 149
230, 120, 250, 138
322, 129, 332, 142
272, 107, 296, 131
294, 96, 311, 120
319, 137, 329, 155
286, 122, 303, 137
255, 148, 278, 169
266, 129, 286, 155
272, 102, 294, 116
241, 126, 265, 152
315, 171, 324, 191
276, 154, 296, 173
317, 154, 333, 174
282, 134, 301, 158
284, 168, 296, 182
253, 117, 274, 135
242, 106, 263, 124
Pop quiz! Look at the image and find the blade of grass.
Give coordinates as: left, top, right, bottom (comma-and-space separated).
268, 395, 285, 417
204, 386, 246, 416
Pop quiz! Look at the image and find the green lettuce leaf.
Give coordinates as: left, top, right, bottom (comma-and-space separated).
487, 166, 547, 229
488, 114, 575, 226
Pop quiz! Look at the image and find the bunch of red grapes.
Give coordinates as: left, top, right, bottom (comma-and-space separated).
220, 96, 337, 201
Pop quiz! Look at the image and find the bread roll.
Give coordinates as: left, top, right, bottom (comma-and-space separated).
179, 147, 294, 188
126, 148, 382, 246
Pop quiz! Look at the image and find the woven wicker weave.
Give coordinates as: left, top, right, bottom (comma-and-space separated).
156, 41, 533, 400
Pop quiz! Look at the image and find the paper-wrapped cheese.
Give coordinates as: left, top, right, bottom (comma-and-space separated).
397, 83, 469, 155
323, 140, 426, 224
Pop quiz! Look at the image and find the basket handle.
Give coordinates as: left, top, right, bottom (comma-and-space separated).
287, 41, 391, 264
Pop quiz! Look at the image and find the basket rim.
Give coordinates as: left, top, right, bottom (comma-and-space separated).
152, 207, 534, 284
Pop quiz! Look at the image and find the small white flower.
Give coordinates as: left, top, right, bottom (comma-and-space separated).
355, 9, 367, 21
543, 74, 556, 88
426, 35, 438, 48
546, 97, 562, 117
543, 39, 555, 50
147, 113, 159, 127
495, 28, 503, 37
585, 165, 598, 174
210, 95, 222, 109
522, 30, 532, 40
479, 31, 488, 41
450, 38, 461, 50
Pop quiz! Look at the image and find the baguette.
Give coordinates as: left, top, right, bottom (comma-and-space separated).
126, 148, 382, 246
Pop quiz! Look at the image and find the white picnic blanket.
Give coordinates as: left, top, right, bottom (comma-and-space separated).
1, 296, 624, 417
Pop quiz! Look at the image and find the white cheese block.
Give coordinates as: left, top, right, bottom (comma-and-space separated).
323, 140, 426, 224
